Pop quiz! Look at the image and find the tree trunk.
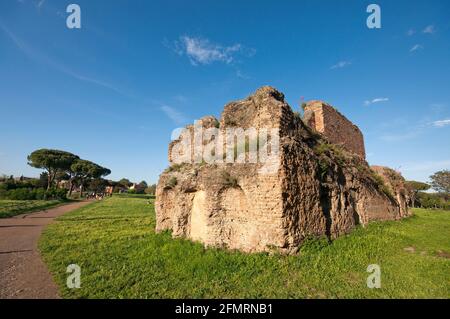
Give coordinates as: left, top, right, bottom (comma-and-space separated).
80, 180, 84, 198
47, 170, 58, 190
47, 171, 52, 190
68, 180, 74, 197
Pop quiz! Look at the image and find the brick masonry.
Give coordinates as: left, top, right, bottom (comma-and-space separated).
303, 101, 366, 158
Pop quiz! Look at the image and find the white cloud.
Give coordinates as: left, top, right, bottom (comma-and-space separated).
330, 61, 351, 69
160, 105, 188, 125
410, 44, 423, 52
172, 36, 253, 66
406, 29, 415, 36
422, 25, 436, 34
364, 97, 389, 106
432, 119, 450, 127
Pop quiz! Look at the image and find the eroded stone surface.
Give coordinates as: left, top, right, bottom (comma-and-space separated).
155, 86, 409, 254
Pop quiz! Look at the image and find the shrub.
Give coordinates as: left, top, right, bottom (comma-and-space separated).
165, 177, 177, 189
417, 192, 450, 210
45, 188, 67, 200
369, 171, 395, 201
166, 163, 184, 173
314, 142, 346, 164
224, 118, 238, 127
293, 111, 302, 121
8, 188, 36, 200
0, 187, 65, 200
221, 171, 238, 188
34, 188, 46, 200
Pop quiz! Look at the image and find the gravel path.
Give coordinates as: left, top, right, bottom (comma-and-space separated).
0, 201, 92, 299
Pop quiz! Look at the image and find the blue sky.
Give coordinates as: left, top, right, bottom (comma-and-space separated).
0, 0, 449, 184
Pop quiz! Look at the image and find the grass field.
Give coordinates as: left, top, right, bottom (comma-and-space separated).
39, 197, 450, 298
112, 193, 155, 199
0, 199, 65, 218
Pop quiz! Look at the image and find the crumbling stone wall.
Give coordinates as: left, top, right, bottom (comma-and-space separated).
303, 101, 366, 158
155, 86, 409, 254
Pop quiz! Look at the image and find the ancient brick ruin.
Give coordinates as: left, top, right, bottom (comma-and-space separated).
303, 101, 366, 158
155, 86, 409, 254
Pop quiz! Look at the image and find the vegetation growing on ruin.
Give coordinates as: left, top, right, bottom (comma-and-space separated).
293, 111, 302, 121
312, 142, 396, 200
166, 163, 185, 173
314, 141, 347, 165
40, 197, 450, 298
165, 177, 178, 189
369, 171, 396, 200
221, 171, 239, 188
313, 141, 349, 178
224, 117, 238, 127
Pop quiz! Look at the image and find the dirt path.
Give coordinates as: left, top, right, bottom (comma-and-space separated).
0, 201, 92, 299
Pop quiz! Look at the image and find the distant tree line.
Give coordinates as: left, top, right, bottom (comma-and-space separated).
113, 178, 156, 195
406, 169, 450, 210
27, 149, 111, 197
0, 148, 157, 200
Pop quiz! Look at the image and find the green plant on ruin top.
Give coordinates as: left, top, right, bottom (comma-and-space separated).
165, 177, 178, 189
221, 171, 238, 188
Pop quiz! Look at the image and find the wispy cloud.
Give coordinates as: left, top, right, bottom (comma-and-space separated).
406, 29, 415, 36
160, 105, 188, 125
236, 69, 250, 79
429, 103, 446, 114
170, 36, 254, 66
432, 119, 450, 127
409, 44, 423, 52
36, 0, 46, 9
0, 22, 132, 98
330, 61, 351, 69
422, 25, 436, 34
364, 97, 389, 106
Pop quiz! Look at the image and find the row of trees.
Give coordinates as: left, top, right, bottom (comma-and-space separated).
406, 169, 450, 209
27, 149, 111, 196
115, 178, 156, 195
25, 149, 157, 197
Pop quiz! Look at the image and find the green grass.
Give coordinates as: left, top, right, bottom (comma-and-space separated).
112, 193, 155, 199
39, 198, 450, 298
0, 199, 66, 218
